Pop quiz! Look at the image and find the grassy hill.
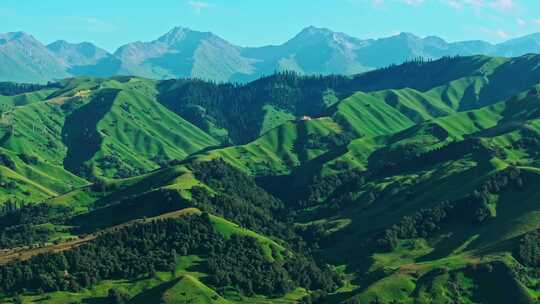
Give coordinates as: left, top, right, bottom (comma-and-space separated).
1, 55, 540, 303
181, 74, 540, 302
155, 54, 540, 145
10, 209, 293, 304
0, 77, 219, 205
195, 117, 347, 176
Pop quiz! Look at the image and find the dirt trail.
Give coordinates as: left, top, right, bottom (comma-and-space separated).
0, 208, 201, 265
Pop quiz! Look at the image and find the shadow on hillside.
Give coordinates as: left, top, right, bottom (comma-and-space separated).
468, 262, 533, 304
417, 224, 474, 262
70, 188, 189, 233
183, 144, 231, 158
128, 278, 181, 304
62, 88, 119, 175
68, 56, 122, 78
82, 297, 109, 304
254, 142, 350, 203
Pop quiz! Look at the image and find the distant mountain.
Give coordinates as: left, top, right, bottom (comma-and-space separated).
3, 27, 540, 83
496, 32, 540, 57
0, 32, 68, 83
47, 40, 122, 77
114, 27, 255, 82
239, 26, 371, 79
352, 32, 497, 67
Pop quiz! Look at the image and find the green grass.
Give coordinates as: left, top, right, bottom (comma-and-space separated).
355, 274, 417, 304
134, 275, 232, 304
0, 77, 219, 205
0, 88, 55, 106
0, 148, 87, 203
198, 117, 345, 176
195, 76, 533, 180
61, 79, 219, 178
209, 215, 286, 260
260, 105, 295, 136
333, 91, 416, 137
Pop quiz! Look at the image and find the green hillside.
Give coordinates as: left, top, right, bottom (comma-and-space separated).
196, 117, 347, 175
153, 55, 540, 145
1, 55, 540, 303
185, 65, 540, 302
0, 77, 219, 205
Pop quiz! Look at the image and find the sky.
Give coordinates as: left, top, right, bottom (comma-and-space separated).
0, 0, 539, 52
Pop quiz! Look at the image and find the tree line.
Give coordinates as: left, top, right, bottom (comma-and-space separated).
157, 71, 355, 144
189, 160, 291, 238
156, 55, 468, 145
0, 214, 340, 298
0, 203, 72, 249
0, 82, 59, 97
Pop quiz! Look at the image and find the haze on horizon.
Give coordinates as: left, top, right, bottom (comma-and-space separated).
0, 0, 538, 52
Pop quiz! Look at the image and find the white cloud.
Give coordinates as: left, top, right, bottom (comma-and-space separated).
187, 1, 213, 13
63, 16, 117, 33
517, 18, 526, 27
477, 27, 512, 41
442, 0, 519, 11
364, 0, 517, 13
445, 0, 463, 9
465, 0, 485, 7
371, 0, 425, 6
490, 0, 516, 11
496, 29, 509, 39
403, 0, 424, 5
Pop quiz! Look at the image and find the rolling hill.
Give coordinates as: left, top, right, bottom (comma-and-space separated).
0, 77, 219, 204
154, 54, 540, 146
0, 54, 540, 303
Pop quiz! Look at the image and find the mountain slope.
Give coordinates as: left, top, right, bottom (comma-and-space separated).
295, 89, 540, 303
0, 76, 218, 190
113, 27, 540, 83
496, 32, 540, 57
59, 79, 219, 177
178, 76, 540, 303
0, 32, 68, 83
115, 27, 255, 82
240, 26, 372, 78
6, 27, 540, 83
47, 40, 122, 77
156, 54, 540, 145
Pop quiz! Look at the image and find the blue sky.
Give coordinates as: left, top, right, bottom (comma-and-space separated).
0, 0, 538, 51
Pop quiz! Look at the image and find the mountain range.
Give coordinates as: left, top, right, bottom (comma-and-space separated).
4, 26, 540, 83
